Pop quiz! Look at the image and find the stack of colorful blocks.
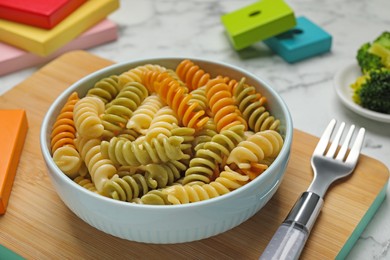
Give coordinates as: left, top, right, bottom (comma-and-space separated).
0, 0, 120, 76
221, 0, 332, 63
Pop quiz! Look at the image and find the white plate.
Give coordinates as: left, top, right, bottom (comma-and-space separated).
333, 62, 390, 123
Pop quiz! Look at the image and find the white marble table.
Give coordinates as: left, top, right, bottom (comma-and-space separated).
1, 0, 389, 259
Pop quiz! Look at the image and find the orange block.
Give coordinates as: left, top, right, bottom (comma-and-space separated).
0, 110, 28, 214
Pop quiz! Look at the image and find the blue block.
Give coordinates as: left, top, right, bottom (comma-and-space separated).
263, 16, 332, 63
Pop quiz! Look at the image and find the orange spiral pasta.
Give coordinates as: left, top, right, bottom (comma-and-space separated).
146, 71, 209, 130
50, 92, 79, 153
205, 77, 247, 132
175, 59, 211, 91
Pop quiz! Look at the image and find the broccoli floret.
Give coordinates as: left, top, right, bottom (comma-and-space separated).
374, 31, 390, 49
356, 31, 390, 74
357, 43, 383, 73
351, 68, 390, 114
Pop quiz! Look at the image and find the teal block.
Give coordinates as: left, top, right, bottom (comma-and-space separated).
221, 0, 296, 50
0, 244, 24, 260
263, 16, 332, 63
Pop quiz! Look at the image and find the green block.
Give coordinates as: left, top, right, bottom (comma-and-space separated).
221, 0, 296, 50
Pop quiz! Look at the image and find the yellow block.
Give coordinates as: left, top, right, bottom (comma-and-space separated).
0, 0, 119, 56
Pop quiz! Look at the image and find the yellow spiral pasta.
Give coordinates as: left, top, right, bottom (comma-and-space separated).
52, 146, 82, 178
74, 96, 105, 139
74, 175, 97, 193
126, 94, 164, 134
227, 130, 284, 171
75, 136, 117, 192
118, 64, 166, 89
144, 106, 178, 141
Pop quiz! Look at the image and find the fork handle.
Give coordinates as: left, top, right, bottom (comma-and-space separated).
259, 192, 323, 260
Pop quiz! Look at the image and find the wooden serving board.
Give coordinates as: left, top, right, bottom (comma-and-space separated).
0, 51, 388, 259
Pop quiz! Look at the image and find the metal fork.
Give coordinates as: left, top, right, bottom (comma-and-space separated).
259, 119, 365, 260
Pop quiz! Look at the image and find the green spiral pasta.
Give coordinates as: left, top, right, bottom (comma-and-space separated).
101, 81, 149, 139
102, 174, 149, 202
138, 189, 170, 205
141, 160, 187, 188
189, 86, 207, 110
86, 75, 120, 104
102, 159, 186, 202
101, 134, 189, 167
171, 126, 196, 157
192, 118, 218, 152
182, 124, 245, 185
140, 166, 249, 205
234, 78, 280, 132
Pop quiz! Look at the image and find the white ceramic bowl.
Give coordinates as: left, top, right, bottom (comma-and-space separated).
40, 57, 293, 244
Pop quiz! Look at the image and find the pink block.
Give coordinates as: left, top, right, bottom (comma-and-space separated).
0, 19, 118, 76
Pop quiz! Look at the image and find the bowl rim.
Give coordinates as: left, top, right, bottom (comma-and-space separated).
40, 56, 294, 210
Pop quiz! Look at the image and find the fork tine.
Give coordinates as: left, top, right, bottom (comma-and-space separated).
345, 127, 365, 165
335, 125, 355, 161
313, 119, 336, 156
325, 122, 345, 158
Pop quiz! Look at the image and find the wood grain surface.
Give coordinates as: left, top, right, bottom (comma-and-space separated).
0, 51, 388, 259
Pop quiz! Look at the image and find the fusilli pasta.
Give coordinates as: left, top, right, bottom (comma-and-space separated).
86, 75, 120, 104
75, 136, 117, 192
73, 96, 105, 139
183, 124, 245, 185
118, 64, 166, 89
205, 77, 247, 132
151, 71, 209, 130
175, 59, 211, 91
101, 81, 149, 140
234, 78, 279, 132
51, 59, 284, 205
126, 94, 164, 134
101, 134, 189, 167
227, 130, 283, 179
